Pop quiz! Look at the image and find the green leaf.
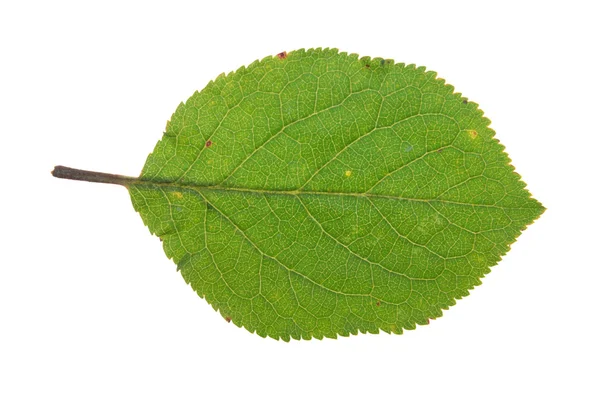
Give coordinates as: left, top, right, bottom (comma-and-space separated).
54, 48, 544, 340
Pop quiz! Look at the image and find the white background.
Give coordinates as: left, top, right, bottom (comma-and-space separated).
1, 1, 598, 399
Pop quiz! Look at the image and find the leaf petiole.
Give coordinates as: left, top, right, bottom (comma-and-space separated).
52, 166, 138, 187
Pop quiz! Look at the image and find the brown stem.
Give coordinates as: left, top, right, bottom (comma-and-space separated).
51, 166, 138, 186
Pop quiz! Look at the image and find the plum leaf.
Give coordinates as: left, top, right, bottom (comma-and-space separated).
53, 48, 544, 340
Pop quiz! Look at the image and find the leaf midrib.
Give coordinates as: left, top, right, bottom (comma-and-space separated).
132, 180, 532, 210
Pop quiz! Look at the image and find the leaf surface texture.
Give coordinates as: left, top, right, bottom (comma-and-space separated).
130, 48, 544, 340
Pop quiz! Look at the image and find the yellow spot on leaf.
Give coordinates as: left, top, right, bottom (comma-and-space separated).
173, 192, 183, 199
467, 129, 478, 139
345, 170, 352, 177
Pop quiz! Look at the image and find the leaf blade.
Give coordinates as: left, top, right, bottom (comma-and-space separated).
130, 48, 544, 340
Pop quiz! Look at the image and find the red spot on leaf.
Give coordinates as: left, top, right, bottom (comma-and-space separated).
276, 51, 287, 60
205, 140, 212, 148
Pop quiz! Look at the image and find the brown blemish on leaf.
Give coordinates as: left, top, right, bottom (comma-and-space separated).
276, 51, 287, 60
376, 301, 381, 307
365, 64, 370, 69
468, 130, 478, 139
462, 99, 468, 104
225, 316, 232, 323
205, 140, 213, 148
